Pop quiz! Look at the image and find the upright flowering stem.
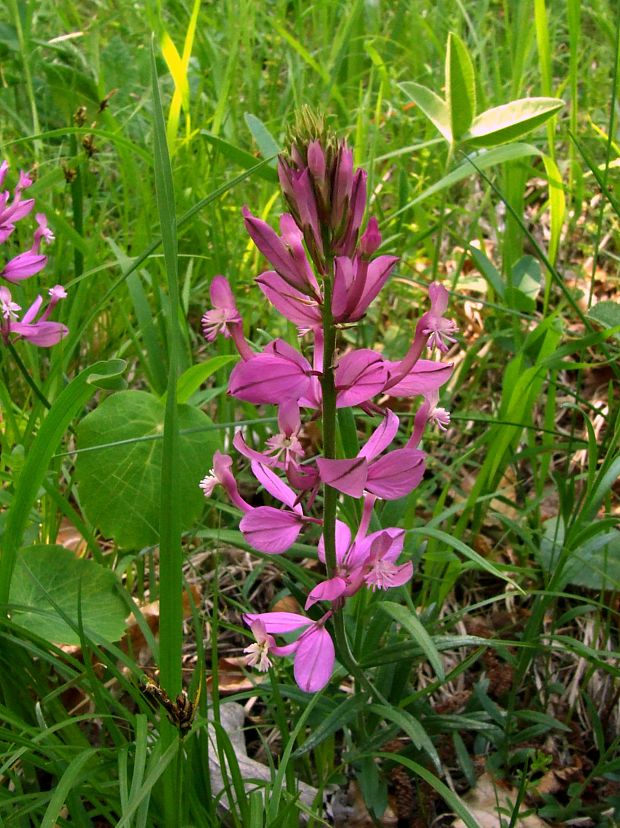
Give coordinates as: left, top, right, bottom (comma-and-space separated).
319, 252, 338, 578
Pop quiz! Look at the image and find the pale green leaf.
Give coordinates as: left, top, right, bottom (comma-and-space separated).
464, 97, 564, 146
446, 32, 476, 140
400, 81, 452, 143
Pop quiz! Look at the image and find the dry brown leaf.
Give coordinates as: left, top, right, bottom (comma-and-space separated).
453, 773, 549, 828
206, 656, 266, 694
55, 518, 88, 556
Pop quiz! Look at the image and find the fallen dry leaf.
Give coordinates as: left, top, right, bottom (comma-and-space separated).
453, 773, 549, 828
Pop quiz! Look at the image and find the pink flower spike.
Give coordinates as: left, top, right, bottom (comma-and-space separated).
335, 349, 388, 408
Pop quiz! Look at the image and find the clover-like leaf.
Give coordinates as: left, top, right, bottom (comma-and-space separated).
400, 81, 452, 143
463, 97, 564, 147
76, 390, 220, 548
446, 32, 476, 141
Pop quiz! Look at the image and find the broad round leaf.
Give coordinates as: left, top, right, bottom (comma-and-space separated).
76, 390, 220, 548
10, 545, 127, 644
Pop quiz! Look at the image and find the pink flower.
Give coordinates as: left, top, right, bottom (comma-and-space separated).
316, 411, 425, 500
234, 400, 304, 469
243, 208, 319, 295
243, 610, 335, 693
1, 213, 54, 284
256, 270, 322, 333
201, 275, 253, 360
228, 339, 313, 405
239, 460, 319, 554
1, 284, 68, 347
385, 282, 457, 391
332, 254, 399, 323
306, 520, 412, 608
200, 451, 251, 513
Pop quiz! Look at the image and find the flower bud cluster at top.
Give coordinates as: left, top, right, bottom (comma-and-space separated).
0, 161, 68, 348
200, 113, 457, 693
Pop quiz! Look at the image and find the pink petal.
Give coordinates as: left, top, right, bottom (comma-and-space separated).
250, 460, 301, 511
233, 431, 279, 467
278, 399, 300, 437
243, 611, 311, 634
359, 410, 400, 462
318, 519, 352, 565
240, 507, 304, 553
385, 359, 453, 397
365, 449, 425, 500
335, 350, 388, 408
228, 350, 310, 404
305, 577, 347, 609
351, 527, 405, 567
2, 251, 47, 283
332, 257, 355, 318
316, 457, 368, 498
349, 255, 398, 320
11, 321, 68, 346
256, 271, 322, 329
293, 627, 335, 693
429, 282, 449, 315
210, 275, 237, 310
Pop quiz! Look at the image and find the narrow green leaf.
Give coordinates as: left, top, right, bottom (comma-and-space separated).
400, 81, 452, 143
244, 113, 281, 168
463, 97, 564, 146
380, 601, 445, 681
446, 32, 476, 141
399, 143, 541, 211
200, 130, 278, 182
468, 246, 504, 297
40, 750, 98, 828
542, 153, 566, 265
175, 355, 238, 404
292, 694, 367, 758
368, 704, 440, 770
368, 753, 480, 828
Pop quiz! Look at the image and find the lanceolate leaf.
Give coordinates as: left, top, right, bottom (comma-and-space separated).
446, 32, 476, 141
463, 97, 564, 146
400, 81, 452, 143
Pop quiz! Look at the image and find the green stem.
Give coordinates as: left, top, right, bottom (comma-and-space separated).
320, 255, 338, 577
431, 143, 454, 281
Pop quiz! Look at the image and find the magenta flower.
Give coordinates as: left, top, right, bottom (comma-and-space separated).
2, 213, 54, 284
243, 207, 319, 296
306, 520, 412, 608
243, 610, 335, 693
228, 339, 313, 405
1, 284, 68, 347
316, 411, 426, 499
0, 165, 35, 244
198, 125, 458, 693
239, 460, 320, 554
200, 450, 251, 513
332, 253, 399, 323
